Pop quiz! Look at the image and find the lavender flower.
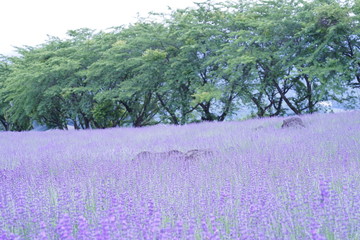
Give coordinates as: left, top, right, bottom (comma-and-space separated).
309, 218, 325, 240
56, 213, 74, 240
77, 216, 90, 240
0, 111, 359, 238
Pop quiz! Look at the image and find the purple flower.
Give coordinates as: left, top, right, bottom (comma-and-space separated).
37, 221, 48, 240
319, 178, 330, 206
56, 213, 74, 240
77, 216, 90, 240
309, 218, 325, 240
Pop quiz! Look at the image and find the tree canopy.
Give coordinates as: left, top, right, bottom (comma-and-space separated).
0, 0, 359, 131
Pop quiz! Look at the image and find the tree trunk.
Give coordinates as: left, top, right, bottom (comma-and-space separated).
355, 73, 360, 88
134, 116, 144, 127
272, 79, 301, 115
156, 93, 179, 125
0, 118, 9, 131
72, 118, 80, 130
84, 117, 90, 129
200, 102, 215, 121
271, 96, 283, 116
249, 93, 266, 117
218, 90, 236, 121
304, 75, 314, 113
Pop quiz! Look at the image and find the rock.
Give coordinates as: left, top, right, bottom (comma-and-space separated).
132, 149, 214, 162
133, 151, 152, 160
281, 117, 305, 128
132, 150, 185, 161
254, 126, 264, 131
185, 149, 214, 160
166, 150, 185, 158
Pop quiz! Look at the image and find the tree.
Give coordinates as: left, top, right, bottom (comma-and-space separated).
1, 0, 358, 131
2, 29, 107, 130
0, 55, 12, 130
88, 23, 169, 127
223, 0, 300, 116
167, 1, 241, 121
289, 0, 358, 111
225, 0, 356, 116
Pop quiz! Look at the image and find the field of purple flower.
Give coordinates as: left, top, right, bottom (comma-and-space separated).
0, 111, 360, 239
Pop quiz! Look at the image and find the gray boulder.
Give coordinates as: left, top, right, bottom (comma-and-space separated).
133, 150, 186, 161
166, 150, 186, 158
185, 149, 214, 160
133, 149, 214, 162
281, 117, 305, 128
253, 126, 264, 131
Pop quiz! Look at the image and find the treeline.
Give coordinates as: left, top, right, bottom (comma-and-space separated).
0, 0, 359, 130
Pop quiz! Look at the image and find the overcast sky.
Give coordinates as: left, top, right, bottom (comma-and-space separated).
1, 0, 213, 56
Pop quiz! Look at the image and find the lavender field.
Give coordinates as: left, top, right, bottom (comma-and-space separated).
0, 112, 360, 240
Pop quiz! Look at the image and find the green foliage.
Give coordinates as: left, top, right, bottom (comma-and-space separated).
0, 55, 12, 130
192, 84, 222, 103
92, 100, 126, 128
0, 0, 358, 130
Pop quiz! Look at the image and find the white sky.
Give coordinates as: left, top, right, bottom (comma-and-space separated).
0, 0, 213, 56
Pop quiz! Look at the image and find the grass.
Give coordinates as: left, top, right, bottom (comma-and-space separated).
0, 111, 359, 239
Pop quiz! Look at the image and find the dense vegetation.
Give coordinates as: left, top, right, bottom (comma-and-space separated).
0, 111, 360, 239
0, 0, 359, 130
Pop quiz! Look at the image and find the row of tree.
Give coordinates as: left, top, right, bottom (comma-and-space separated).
0, 0, 359, 131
